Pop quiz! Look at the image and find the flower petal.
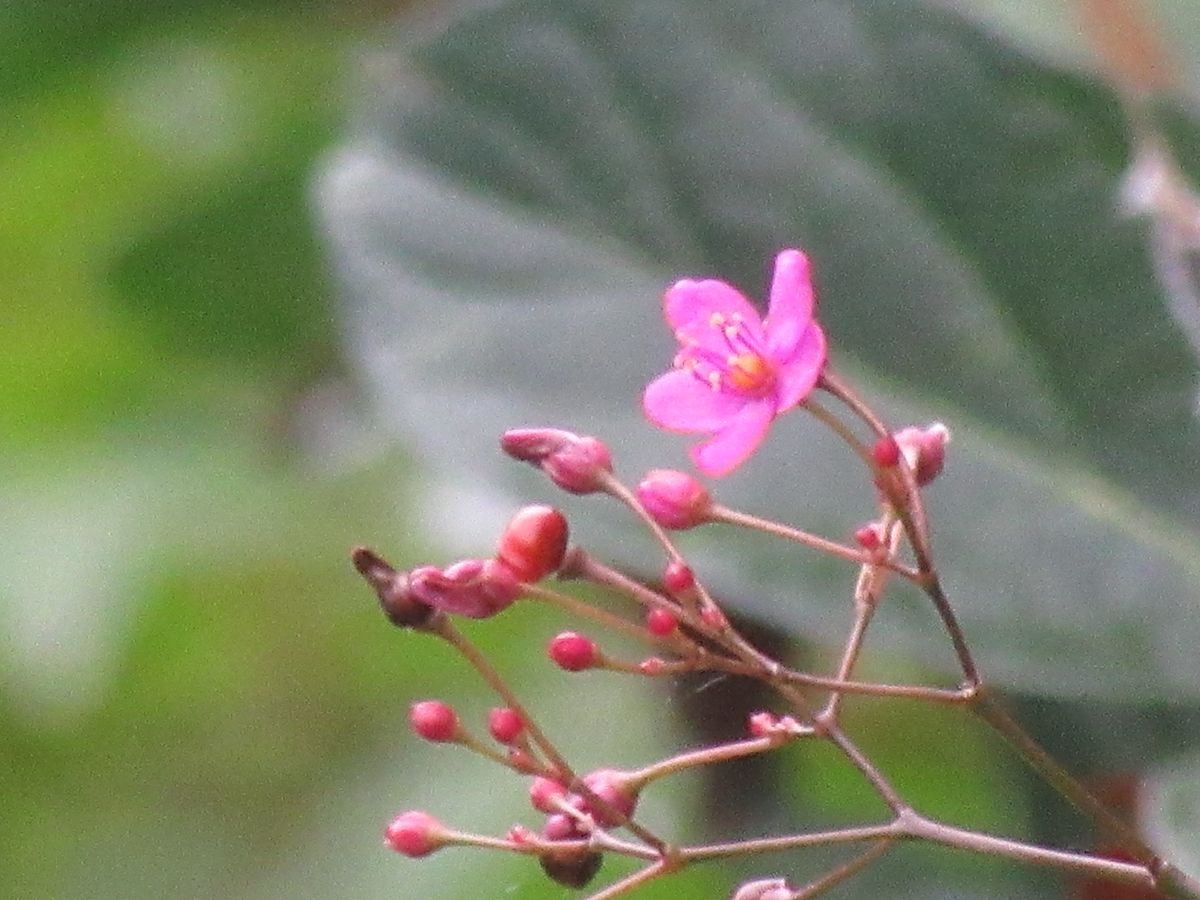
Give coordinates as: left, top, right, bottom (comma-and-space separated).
643, 369, 747, 433
765, 249, 815, 359
773, 324, 827, 412
689, 399, 775, 477
665, 278, 764, 348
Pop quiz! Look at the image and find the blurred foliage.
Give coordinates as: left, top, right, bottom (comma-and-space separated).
4, 1, 1199, 899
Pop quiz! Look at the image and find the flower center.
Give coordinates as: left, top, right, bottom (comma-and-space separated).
674, 313, 776, 397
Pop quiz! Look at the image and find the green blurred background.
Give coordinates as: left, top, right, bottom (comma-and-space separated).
4, 1, 1199, 898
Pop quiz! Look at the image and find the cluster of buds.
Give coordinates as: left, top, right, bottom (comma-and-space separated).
353, 418, 960, 897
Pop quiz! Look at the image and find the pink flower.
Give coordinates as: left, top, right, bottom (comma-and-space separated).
642, 249, 827, 476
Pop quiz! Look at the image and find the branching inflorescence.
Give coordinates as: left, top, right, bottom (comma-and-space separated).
352, 249, 1200, 899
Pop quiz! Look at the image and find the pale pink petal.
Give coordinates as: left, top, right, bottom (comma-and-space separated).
773, 324, 827, 412
665, 279, 764, 348
643, 369, 747, 433
765, 249, 815, 359
689, 399, 775, 477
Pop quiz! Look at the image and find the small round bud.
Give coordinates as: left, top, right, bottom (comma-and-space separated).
500, 428, 613, 494
548, 631, 598, 671
894, 422, 951, 486
496, 505, 569, 583
663, 561, 695, 595
872, 434, 901, 468
635, 469, 712, 529
529, 776, 568, 813
409, 700, 460, 743
645, 607, 678, 637
384, 811, 445, 857
854, 523, 881, 550
487, 707, 525, 744
581, 769, 641, 826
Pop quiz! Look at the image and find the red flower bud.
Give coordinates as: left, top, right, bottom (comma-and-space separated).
409, 700, 460, 743
548, 631, 598, 671
384, 811, 445, 857
872, 434, 901, 468
663, 561, 695, 595
635, 469, 712, 529
748, 711, 778, 737
500, 428, 613, 494
645, 608, 678, 636
854, 523, 881, 550
487, 707, 525, 745
495, 505, 569, 583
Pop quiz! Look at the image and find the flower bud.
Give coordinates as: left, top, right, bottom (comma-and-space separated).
409, 700, 460, 743
547, 631, 599, 671
580, 768, 641, 826
645, 608, 678, 637
409, 558, 521, 619
529, 776, 568, 813
872, 434, 901, 468
663, 561, 695, 595
894, 422, 951, 486
853, 523, 881, 550
351, 547, 434, 629
495, 505, 569, 583
487, 707, 525, 745
384, 810, 446, 857
500, 428, 613, 494
636, 469, 712, 529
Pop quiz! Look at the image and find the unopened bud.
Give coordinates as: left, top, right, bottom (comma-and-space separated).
894, 422, 951, 486
487, 707, 525, 744
409, 558, 521, 619
636, 469, 712, 529
409, 700, 460, 743
663, 561, 696, 595
548, 631, 599, 671
384, 810, 446, 857
500, 428, 613, 494
853, 523, 881, 550
645, 608, 678, 637
581, 768, 641, 826
872, 434, 901, 468
529, 776, 568, 813
539, 814, 602, 888
495, 505, 569, 582
351, 547, 435, 629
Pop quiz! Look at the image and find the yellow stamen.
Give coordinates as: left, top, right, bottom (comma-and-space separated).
727, 353, 772, 392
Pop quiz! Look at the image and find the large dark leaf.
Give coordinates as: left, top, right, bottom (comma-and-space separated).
318, 0, 1200, 702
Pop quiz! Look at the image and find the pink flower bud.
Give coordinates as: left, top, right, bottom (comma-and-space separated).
495, 505, 569, 583
409, 558, 521, 619
854, 523, 881, 550
548, 631, 598, 671
635, 469, 712, 529
580, 768, 641, 827
409, 700, 460, 743
663, 561, 695, 595
487, 707, 525, 744
529, 776, 568, 813
351, 547, 434, 629
872, 434, 901, 468
645, 607, 678, 636
637, 657, 666, 676
894, 422, 951, 486
539, 814, 602, 888
500, 428, 613, 494
384, 810, 445, 857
